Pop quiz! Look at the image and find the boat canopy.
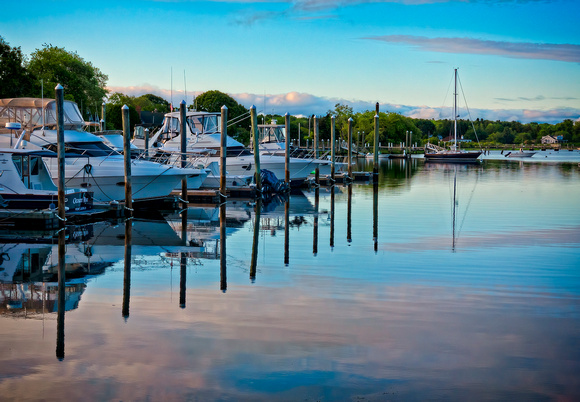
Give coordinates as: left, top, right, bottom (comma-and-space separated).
0, 98, 85, 132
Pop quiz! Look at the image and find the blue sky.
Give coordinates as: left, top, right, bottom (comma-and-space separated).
1, 0, 579, 123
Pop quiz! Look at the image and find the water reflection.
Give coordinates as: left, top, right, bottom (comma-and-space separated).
313, 183, 319, 256
250, 199, 262, 283
1, 159, 579, 401
56, 227, 65, 361
122, 220, 132, 320
220, 202, 227, 291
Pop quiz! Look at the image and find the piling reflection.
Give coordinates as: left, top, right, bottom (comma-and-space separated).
220, 203, 227, 292
313, 184, 319, 256
373, 180, 378, 253
330, 186, 335, 249
284, 198, 289, 266
347, 183, 353, 243
250, 199, 262, 282
122, 219, 132, 321
180, 209, 188, 308
56, 227, 66, 361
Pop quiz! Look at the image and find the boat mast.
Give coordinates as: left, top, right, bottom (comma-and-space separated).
453, 68, 458, 151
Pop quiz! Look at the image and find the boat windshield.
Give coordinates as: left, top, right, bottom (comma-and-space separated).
44, 141, 118, 157
187, 114, 220, 134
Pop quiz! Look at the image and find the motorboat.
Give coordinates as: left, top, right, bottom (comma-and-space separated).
0, 98, 208, 202
505, 150, 536, 158
133, 111, 323, 187
256, 119, 347, 176
0, 148, 92, 211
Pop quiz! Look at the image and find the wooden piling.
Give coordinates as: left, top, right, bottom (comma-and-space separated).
250, 106, 262, 193
180, 100, 188, 205
330, 115, 336, 182
348, 117, 353, 178
374, 103, 379, 175
122, 105, 132, 214
101, 102, 106, 130
285, 113, 290, 184
220, 105, 228, 200
55, 84, 66, 226
144, 128, 149, 158
314, 115, 320, 185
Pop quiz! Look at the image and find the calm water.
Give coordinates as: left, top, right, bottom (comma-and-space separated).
1, 155, 580, 401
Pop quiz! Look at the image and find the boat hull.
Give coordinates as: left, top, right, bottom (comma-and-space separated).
0, 190, 93, 211
424, 151, 482, 163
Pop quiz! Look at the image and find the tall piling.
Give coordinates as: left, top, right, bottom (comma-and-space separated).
330, 115, 336, 182
220, 105, 228, 200
374, 103, 379, 177
348, 117, 353, 178
55, 85, 66, 225
285, 113, 290, 184
122, 105, 132, 214
144, 128, 149, 158
250, 106, 262, 193
314, 115, 320, 185
180, 100, 188, 205
101, 102, 106, 130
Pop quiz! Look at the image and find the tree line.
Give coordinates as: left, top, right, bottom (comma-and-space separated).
2, 36, 578, 146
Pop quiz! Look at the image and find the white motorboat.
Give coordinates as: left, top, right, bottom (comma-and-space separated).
134, 111, 322, 187
0, 148, 92, 211
257, 119, 347, 176
0, 98, 208, 202
505, 150, 536, 158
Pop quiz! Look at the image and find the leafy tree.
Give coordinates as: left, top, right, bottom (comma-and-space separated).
27, 44, 108, 118
0, 36, 36, 98
194, 90, 250, 144
327, 103, 354, 141
105, 103, 141, 132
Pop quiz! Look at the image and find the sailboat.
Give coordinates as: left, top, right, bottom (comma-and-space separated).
424, 69, 482, 163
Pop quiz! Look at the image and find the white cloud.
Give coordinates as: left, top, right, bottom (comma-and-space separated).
363, 35, 580, 63
107, 85, 580, 124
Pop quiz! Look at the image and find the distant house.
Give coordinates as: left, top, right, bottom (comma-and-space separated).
541, 135, 558, 144
442, 135, 471, 143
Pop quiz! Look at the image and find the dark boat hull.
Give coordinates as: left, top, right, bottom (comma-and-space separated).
0, 191, 93, 211
424, 151, 482, 163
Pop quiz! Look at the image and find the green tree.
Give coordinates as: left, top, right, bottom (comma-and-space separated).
0, 36, 36, 98
105, 103, 141, 132
27, 44, 108, 118
194, 90, 250, 144
327, 103, 354, 141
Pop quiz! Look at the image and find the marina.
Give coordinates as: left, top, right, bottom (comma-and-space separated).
1, 154, 579, 400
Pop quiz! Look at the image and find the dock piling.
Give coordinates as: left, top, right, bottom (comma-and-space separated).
55, 84, 66, 225
122, 105, 132, 215
330, 115, 336, 182
250, 106, 262, 193
285, 113, 290, 184
220, 105, 228, 201
348, 117, 353, 178
374, 102, 379, 176
180, 100, 188, 206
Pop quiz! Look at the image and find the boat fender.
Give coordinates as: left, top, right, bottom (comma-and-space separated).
84, 164, 93, 174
